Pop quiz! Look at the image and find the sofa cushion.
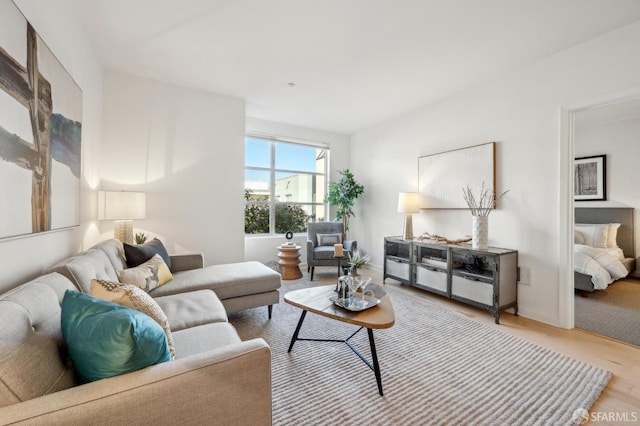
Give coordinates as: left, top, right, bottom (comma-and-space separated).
171, 323, 241, 359
313, 245, 337, 260
90, 279, 176, 359
0, 273, 78, 408
149, 261, 281, 300
49, 249, 118, 293
92, 238, 127, 272
154, 290, 227, 332
117, 254, 173, 292
124, 238, 172, 270
61, 291, 171, 383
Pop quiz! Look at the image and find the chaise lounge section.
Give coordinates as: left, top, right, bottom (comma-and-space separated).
54, 239, 282, 318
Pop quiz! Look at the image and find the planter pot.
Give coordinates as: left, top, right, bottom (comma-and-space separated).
472, 216, 488, 250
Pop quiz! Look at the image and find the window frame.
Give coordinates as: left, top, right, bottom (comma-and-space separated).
244, 133, 329, 236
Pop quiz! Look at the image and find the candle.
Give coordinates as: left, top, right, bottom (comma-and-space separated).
334, 243, 344, 257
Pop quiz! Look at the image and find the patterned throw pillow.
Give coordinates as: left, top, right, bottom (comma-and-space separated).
91, 279, 176, 359
317, 233, 343, 246
117, 254, 173, 292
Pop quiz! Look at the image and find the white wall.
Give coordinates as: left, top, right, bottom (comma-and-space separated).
350, 20, 640, 326
101, 71, 246, 265
244, 117, 350, 264
0, 0, 103, 294
575, 114, 640, 255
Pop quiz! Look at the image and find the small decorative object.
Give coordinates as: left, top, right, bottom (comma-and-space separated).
134, 232, 147, 245
325, 169, 365, 237
348, 249, 371, 276
464, 254, 487, 274
285, 231, 294, 240
574, 155, 606, 201
462, 182, 509, 250
333, 243, 344, 257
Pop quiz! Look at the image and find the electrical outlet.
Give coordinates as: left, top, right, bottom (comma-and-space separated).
518, 266, 531, 285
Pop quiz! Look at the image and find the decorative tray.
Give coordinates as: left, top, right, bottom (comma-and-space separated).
333, 294, 381, 312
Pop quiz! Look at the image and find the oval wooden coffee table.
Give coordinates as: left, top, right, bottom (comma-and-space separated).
284, 284, 395, 396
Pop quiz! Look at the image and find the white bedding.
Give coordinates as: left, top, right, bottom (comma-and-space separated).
574, 244, 628, 290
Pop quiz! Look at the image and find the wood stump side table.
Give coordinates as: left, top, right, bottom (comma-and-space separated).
278, 244, 303, 280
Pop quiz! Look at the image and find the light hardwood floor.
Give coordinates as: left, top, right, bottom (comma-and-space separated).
360, 269, 640, 425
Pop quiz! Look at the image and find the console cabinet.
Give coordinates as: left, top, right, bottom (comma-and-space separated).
384, 237, 518, 324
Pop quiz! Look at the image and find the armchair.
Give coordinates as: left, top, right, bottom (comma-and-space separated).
306, 222, 357, 280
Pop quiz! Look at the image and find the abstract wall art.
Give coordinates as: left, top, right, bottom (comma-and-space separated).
0, 0, 82, 239
419, 142, 495, 209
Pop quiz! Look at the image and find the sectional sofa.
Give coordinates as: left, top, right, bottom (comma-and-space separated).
0, 239, 281, 425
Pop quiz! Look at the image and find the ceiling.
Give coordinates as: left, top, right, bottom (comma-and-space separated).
69, 0, 640, 134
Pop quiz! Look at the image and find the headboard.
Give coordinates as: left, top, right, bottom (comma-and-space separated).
575, 207, 635, 259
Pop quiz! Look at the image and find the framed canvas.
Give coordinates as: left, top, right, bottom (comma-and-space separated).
574, 155, 606, 201
418, 142, 495, 209
0, 0, 82, 239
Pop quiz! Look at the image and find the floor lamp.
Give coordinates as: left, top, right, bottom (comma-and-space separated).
98, 191, 146, 245
398, 192, 420, 240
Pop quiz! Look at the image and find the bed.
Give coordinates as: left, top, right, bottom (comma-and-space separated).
574, 207, 636, 292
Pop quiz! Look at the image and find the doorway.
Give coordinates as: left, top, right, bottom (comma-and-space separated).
563, 93, 640, 345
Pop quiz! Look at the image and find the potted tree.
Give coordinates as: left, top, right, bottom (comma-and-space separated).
325, 169, 365, 237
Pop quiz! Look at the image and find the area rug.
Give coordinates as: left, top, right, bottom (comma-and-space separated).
575, 280, 640, 346
229, 277, 611, 426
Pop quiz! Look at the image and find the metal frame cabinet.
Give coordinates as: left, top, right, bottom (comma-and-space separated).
384, 237, 518, 324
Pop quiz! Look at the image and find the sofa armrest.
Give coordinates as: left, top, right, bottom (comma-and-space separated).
170, 253, 204, 272
344, 240, 357, 253
0, 339, 271, 425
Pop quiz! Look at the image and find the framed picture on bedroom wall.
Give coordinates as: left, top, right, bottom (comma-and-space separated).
574, 155, 606, 201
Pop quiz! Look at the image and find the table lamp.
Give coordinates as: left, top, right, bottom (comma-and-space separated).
397, 192, 420, 240
98, 191, 146, 244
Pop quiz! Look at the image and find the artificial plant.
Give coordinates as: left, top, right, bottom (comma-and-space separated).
325, 169, 364, 236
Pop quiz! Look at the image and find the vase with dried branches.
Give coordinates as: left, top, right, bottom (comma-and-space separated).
462, 183, 509, 250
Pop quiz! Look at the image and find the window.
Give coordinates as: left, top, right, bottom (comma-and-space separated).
245, 136, 328, 235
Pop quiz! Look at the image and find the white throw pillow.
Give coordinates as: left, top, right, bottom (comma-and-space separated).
574, 230, 585, 245
606, 223, 621, 248
574, 224, 609, 248
117, 254, 173, 292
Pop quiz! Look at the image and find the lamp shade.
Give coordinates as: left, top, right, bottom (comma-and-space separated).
98, 191, 146, 220
397, 192, 420, 214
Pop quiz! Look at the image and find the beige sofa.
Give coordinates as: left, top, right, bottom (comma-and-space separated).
0, 240, 281, 425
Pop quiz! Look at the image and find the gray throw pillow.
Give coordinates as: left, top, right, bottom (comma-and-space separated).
317, 233, 343, 246
124, 238, 172, 270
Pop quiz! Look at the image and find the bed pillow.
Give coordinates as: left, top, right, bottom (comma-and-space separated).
574, 224, 609, 248
90, 279, 176, 360
61, 290, 171, 383
124, 238, 172, 270
606, 223, 621, 249
317, 233, 343, 246
117, 254, 173, 292
574, 230, 585, 245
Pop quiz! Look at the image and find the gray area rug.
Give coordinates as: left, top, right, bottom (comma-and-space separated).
230, 277, 611, 425
575, 280, 640, 346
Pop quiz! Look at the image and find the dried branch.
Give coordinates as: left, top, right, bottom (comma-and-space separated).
416, 232, 472, 244
461, 182, 509, 216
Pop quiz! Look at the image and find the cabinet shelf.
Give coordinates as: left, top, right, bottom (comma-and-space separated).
384, 237, 518, 324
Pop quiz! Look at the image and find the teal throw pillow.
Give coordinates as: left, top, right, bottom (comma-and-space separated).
61, 290, 171, 383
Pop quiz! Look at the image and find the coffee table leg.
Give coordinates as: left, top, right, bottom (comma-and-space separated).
288, 310, 307, 352
367, 328, 383, 396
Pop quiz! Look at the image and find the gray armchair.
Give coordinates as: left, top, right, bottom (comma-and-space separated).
306, 222, 357, 281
